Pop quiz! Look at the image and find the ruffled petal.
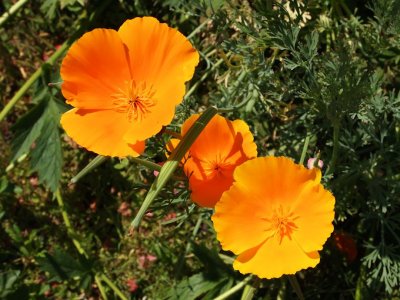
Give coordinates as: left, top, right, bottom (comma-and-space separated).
188, 165, 234, 208
212, 184, 273, 254
292, 182, 335, 252
61, 108, 145, 157
233, 236, 320, 279
118, 17, 199, 88
61, 29, 131, 109
232, 157, 321, 206
183, 114, 237, 161
224, 119, 258, 164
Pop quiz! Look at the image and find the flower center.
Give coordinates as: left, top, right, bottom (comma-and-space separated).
111, 80, 156, 122
263, 206, 298, 244
207, 160, 232, 178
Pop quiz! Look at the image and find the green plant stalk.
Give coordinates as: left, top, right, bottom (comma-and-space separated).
55, 189, 88, 257
176, 214, 203, 276
0, 0, 29, 27
131, 157, 164, 172
163, 128, 182, 139
299, 135, 311, 165
214, 276, 253, 300
0, 0, 112, 122
95, 275, 108, 300
71, 155, 107, 183
288, 275, 305, 300
100, 274, 128, 300
55, 189, 127, 300
187, 18, 209, 40
240, 284, 257, 300
131, 106, 218, 229
184, 59, 224, 100
326, 123, 340, 175
0, 41, 70, 123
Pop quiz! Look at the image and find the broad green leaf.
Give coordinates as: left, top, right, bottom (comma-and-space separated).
30, 100, 63, 193
11, 69, 67, 193
0, 270, 20, 298
36, 248, 93, 284
11, 100, 47, 162
163, 273, 227, 300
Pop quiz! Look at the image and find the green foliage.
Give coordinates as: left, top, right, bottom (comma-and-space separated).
1, 0, 400, 298
36, 248, 93, 289
11, 67, 66, 192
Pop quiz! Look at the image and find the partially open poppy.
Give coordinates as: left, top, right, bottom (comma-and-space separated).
212, 156, 335, 279
60, 17, 199, 157
169, 114, 257, 208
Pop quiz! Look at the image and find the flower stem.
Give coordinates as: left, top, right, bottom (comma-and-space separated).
326, 122, 340, 176
0, 0, 29, 27
55, 189, 127, 300
163, 129, 182, 139
100, 274, 129, 300
185, 59, 224, 99
187, 18, 209, 40
55, 189, 88, 258
95, 275, 108, 300
214, 276, 253, 300
288, 275, 305, 300
299, 134, 311, 165
176, 214, 203, 276
131, 106, 218, 229
71, 155, 107, 184
0, 0, 112, 122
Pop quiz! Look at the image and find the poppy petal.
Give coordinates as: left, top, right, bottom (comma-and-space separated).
233, 236, 320, 279
212, 184, 273, 254
232, 157, 321, 205
122, 102, 176, 143
118, 16, 199, 86
292, 183, 335, 252
61, 29, 131, 109
184, 114, 237, 161
188, 167, 234, 207
61, 108, 145, 157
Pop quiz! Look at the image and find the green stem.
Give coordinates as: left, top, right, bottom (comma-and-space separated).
95, 275, 108, 300
100, 274, 129, 300
299, 135, 311, 165
55, 189, 88, 258
163, 129, 182, 139
131, 157, 185, 181
187, 18, 209, 40
0, 0, 112, 122
71, 155, 107, 183
55, 189, 127, 300
185, 59, 224, 100
214, 276, 253, 300
0, 0, 29, 27
288, 275, 305, 300
240, 284, 257, 300
326, 123, 340, 176
176, 214, 203, 276
131, 107, 218, 229
0, 38, 70, 123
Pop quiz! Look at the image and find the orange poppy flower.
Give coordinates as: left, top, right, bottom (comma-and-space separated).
169, 114, 257, 208
212, 156, 335, 279
60, 17, 199, 157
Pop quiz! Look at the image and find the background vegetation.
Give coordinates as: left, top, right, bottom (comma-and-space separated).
1, 0, 400, 299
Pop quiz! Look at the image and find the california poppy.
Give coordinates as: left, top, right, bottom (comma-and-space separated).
169, 114, 257, 208
212, 156, 335, 279
60, 17, 199, 157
